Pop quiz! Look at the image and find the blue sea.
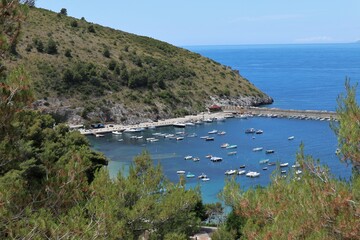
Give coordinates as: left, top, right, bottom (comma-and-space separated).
89, 44, 360, 203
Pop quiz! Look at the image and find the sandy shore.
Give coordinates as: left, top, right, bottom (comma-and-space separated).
79, 111, 233, 135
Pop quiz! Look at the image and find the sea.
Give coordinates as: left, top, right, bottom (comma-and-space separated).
88, 43, 360, 204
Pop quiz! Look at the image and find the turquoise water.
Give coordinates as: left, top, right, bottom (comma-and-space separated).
89, 44, 359, 203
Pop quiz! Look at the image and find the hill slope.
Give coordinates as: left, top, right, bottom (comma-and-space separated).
6, 7, 272, 124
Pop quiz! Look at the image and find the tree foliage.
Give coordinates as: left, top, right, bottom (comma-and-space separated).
332, 79, 360, 173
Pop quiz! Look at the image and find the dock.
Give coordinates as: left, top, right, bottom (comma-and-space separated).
77, 106, 337, 135
223, 106, 337, 120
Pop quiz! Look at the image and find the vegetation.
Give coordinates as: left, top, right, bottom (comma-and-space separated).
3, 6, 270, 123
216, 83, 360, 239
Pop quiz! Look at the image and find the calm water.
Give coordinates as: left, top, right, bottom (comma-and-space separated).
89, 44, 359, 203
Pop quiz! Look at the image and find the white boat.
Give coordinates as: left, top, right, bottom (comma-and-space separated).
215, 117, 225, 122
184, 155, 193, 160
259, 159, 269, 164
198, 173, 207, 179
146, 137, 156, 141
245, 128, 256, 134
238, 170, 246, 175
124, 128, 144, 133
280, 163, 289, 167
165, 134, 175, 138
253, 147, 263, 152
335, 148, 341, 155
205, 154, 212, 159
226, 145, 237, 149
185, 122, 195, 126
176, 137, 184, 141
112, 130, 122, 135
262, 167, 268, 170
246, 171, 260, 178
204, 118, 213, 123
95, 134, 105, 137
266, 149, 275, 154
173, 123, 186, 128
117, 139, 124, 142
288, 136, 295, 140
221, 143, 229, 148
205, 137, 215, 141
210, 156, 222, 162
193, 157, 200, 162
225, 169, 237, 175
292, 163, 300, 168
187, 133, 197, 138
202, 177, 210, 182
217, 131, 226, 135
227, 151, 237, 156
295, 170, 302, 175
176, 170, 185, 174
186, 172, 195, 178
208, 129, 218, 134
200, 136, 209, 139
149, 139, 159, 142
255, 130, 263, 134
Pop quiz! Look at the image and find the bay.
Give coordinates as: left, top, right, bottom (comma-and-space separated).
88, 44, 358, 203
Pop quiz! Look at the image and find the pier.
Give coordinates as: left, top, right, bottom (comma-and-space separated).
223, 106, 337, 120
76, 106, 337, 136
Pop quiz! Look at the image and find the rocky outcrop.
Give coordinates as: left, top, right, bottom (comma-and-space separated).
208, 94, 274, 108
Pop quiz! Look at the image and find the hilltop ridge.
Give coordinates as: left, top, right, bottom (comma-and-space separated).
6, 7, 273, 124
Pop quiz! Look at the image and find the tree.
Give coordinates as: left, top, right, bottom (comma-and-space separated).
45, 38, 57, 54
59, 8, 67, 16
0, 0, 28, 57
332, 79, 360, 174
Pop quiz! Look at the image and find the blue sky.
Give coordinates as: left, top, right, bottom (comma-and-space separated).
36, 0, 360, 46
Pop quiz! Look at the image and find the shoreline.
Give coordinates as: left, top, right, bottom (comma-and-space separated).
76, 107, 336, 135
78, 111, 230, 135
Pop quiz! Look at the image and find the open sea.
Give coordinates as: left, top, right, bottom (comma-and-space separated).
88, 44, 360, 203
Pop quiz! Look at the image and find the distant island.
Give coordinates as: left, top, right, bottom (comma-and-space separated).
5, 7, 272, 125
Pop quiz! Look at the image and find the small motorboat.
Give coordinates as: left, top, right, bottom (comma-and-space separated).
198, 173, 207, 179
259, 159, 269, 164
281, 170, 287, 174
176, 137, 184, 141
227, 151, 237, 156
210, 156, 223, 162
267, 162, 276, 166
335, 148, 341, 155
193, 157, 200, 162
288, 136, 295, 140
295, 170, 302, 175
112, 130, 122, 135
208, 129, 218, 134
238, 170, 246, 175
173, 123, 186, 128
200, 136, 209, 139
95, 134, 105, 137
245, 128, 256, 134
253, 147, 263, 152
226, 145, 237, 149
255, 130, 263, 134
176, 170, 185, 174
187, 133, 197, 138
225, 170, 237, 175
292, 163, 300, 168
217, 131, 226, 135
239, 165, 246, 169
221, 143, 230, 148
184, 155, 193, 160
280, 163, 289, 167
262, 167, 268, 170
186, 172, 195, 178
205, 137, 215, 141
205, 154, 212, 159
266, 149, 275, 154
246, 171, 260, 178
202, 177, 210, 182
185, 122, 195, 126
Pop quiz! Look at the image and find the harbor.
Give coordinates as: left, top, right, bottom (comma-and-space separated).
76, 106, 337, 136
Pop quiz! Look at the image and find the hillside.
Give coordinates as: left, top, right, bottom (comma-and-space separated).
6, 7, 273, 124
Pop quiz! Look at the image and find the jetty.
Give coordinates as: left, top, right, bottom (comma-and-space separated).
223, 106, 337, 120
76, 106, 337, 136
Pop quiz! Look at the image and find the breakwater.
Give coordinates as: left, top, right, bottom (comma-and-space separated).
223, 106, 337, 120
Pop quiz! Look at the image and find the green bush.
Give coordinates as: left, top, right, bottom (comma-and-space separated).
46, 39, 57, 55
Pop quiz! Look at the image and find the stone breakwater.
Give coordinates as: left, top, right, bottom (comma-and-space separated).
223, 106, 337, 120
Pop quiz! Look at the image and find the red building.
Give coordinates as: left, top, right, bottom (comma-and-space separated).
208, 104, 222, 112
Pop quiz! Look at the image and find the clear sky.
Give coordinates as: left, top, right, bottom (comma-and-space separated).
36, 0, 360, 46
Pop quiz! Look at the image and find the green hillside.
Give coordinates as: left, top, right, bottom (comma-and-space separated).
6, 7, 272, 124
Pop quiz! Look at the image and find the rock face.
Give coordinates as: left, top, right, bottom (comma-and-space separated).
35, 94, 274, 125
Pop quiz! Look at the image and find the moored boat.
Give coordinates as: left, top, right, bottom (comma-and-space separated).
246, 171, 260, 177
193, 157, 200, 162
184, 155, 193, 160
210, 156, 223, 162
266, 149, 275, 154
238, 170, 246, 175
173, 122, 186, 128
208, 129, 218, 134
225, 169, 237, 175
205, 137, 215, 141
253, 147, 263, 152
221, 143, 230, 148
259, 159, 269, 164
201, 177, 210, 182
226, 144, 237, 149
112, 130, 122, 135
280, 162, 289, 167
198, 173, 207, 179
256, 129, 263, 134
228, 151, 237, 156
288, 136, 295, 140
186, 172, 195, 178
245, 128, 256, 134
176, 170, 185, 174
